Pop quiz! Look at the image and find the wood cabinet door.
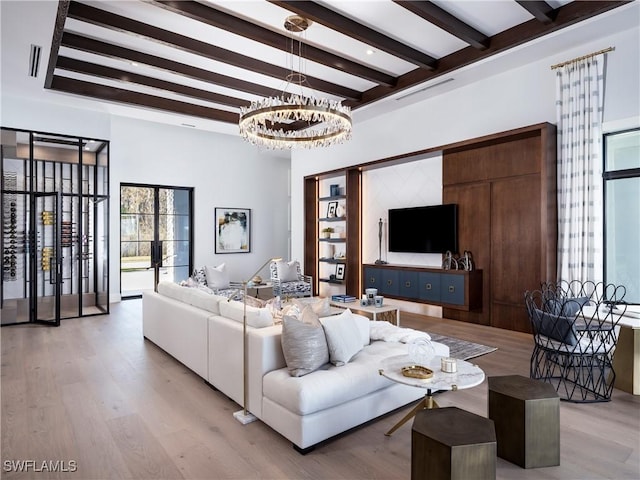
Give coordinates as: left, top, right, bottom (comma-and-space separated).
443, 183, 491, 325
491, 176, 541, 331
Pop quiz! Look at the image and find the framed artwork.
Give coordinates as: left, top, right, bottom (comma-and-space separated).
215, 207, 251, 253
326, 201, 338, 218
335, 263, 346, 280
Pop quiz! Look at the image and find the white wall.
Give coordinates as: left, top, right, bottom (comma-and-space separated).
362, 155, 444, 316
1, 98, 291, 302
290, 25, 640, 266
362, 154, 443, 266
109, 116, 291, 298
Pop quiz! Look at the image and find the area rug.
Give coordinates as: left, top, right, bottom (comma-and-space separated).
428, 333, 497, 361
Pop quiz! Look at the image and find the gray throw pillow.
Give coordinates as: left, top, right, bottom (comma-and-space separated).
281, 315, 329, 377
533, 308, 578, 345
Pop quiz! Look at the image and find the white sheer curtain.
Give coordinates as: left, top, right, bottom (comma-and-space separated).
555, 54, 606, 283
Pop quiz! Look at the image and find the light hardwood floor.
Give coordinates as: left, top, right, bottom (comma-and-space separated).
1, 299, 639, 479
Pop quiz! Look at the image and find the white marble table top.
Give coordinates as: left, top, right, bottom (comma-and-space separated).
379, 355, 485, 391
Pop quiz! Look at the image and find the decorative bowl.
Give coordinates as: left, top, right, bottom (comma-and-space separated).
401, 365, 433, 379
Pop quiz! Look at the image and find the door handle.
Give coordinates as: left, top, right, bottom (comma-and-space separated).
150, 241, 156, 267
157, 241, 163, 267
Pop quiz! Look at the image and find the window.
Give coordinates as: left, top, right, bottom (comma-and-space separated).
603, 128, 640, 303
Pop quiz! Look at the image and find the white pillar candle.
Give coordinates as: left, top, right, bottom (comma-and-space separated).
441, 357, 457, 373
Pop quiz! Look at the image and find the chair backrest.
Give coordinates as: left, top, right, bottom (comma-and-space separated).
525, 281, 627, 346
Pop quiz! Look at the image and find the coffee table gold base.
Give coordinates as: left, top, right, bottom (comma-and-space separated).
385, 389, 437, 436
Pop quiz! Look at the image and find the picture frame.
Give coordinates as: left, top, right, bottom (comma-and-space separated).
215, 207, 251, 254
335, 263, 346, 280
326, 201, 338, 218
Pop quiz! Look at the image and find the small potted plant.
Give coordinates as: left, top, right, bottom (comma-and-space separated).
321, 227, 334, 239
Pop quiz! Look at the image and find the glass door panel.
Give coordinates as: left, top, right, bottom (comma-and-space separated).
157, 188, 191, 285
120, 185, 192, 297
1, 192, 30, 325
95, 197, 109, 313
33, 192, 60, 326
120, 186, 155, 297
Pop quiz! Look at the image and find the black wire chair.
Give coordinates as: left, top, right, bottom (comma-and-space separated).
524, 281, 627, 403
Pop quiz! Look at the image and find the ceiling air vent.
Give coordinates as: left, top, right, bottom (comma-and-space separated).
29, 44, 42, 78
395, 78, 455, 101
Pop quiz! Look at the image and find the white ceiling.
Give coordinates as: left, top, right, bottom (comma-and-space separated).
1, 1, 637, 137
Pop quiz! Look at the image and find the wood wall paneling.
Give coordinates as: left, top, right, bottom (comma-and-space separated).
442, 183, 491, 326
490, 176, 541, 331
443, 123, 556, 333
304, 123, 556, 333
303, 177, 318, 294
345, 169, 362, 297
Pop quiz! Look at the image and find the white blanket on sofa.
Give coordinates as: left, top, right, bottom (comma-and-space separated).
369, 321, 430, 344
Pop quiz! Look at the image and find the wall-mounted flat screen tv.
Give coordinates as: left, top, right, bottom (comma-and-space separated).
388, 204, 458, 254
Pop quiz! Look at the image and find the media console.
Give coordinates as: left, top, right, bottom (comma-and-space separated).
362, 264, 482, 311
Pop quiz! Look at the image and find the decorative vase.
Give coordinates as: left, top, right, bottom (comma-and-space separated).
408, 338, 436, 365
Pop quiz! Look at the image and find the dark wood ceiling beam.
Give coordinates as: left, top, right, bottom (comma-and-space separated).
65, 1, 361, 101
393, 1, 490, 50
60, 32, 281, 99
44, 0, 70, 88
348, 1, 628, 109
269, 0, 437, 70
49, 76, 239, 123
516, 1, 557, 24
150, 0, 397, 87
51, 75, 240, 123
56, 56, 250, 109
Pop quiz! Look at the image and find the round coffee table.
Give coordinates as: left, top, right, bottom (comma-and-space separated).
379, 354, 485, 436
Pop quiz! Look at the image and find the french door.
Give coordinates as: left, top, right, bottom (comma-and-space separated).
120, 184, 193, 298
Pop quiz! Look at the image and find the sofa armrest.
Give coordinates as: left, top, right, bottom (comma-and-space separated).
142, 290, 210, 379
247, 325, 285, 418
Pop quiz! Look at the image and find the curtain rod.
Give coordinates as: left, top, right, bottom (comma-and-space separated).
550, 46, 614, 70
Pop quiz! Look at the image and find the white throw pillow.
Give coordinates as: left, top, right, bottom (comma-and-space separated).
219, 300, 273, 328
276, 260, 299, 282
320, 309, 363, 366
205, 263, 230, 289
353, 313, 371, 347
293, 297, 331, 317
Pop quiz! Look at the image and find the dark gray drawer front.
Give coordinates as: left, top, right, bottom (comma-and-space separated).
418, 272, 441, 302
381, 269, 400, 296
440, 274, 465, 305
363, 267, 383, 291
399, 270, 419, 298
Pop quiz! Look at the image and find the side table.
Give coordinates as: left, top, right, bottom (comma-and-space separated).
230, 281, 273, 299
412, 407, 496, 480
330, 301, 400, 325
488, 375, 559, 468
379, 354, 485, 436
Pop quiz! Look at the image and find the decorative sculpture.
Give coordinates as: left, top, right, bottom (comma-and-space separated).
375, 218, 387, 264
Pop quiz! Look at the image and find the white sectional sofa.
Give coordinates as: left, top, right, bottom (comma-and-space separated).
142, 281, 449, 452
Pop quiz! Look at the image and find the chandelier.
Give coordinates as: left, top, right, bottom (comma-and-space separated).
239, 15, 352, 150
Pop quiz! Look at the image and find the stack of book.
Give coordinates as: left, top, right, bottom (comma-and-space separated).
331, 294, 356, 303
